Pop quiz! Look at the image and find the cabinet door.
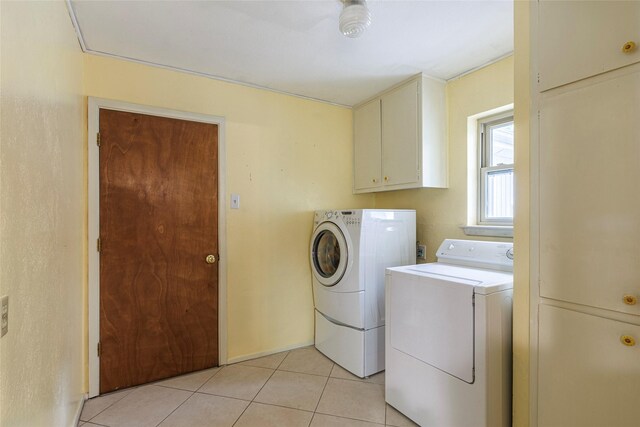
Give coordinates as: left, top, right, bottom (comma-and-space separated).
381, 79, 419, 187
538, 305, 640, 427
539, 1, 640, 91
353, 99, 381, 191
539, 66, 640, 315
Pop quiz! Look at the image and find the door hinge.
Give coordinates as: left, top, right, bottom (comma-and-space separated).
97, 132, 101, 147
97, 342, 101, 357
472, 294, 475, 307
97, 238, 101, 253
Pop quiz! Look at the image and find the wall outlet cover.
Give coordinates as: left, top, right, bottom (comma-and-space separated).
417, 244, 427, 260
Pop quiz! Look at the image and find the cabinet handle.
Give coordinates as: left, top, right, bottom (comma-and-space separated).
623, 295, 637, 305
622, 41, 636, 54
620, 335, 636, 347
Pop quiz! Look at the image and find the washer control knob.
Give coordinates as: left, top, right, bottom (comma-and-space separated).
448, 244, 455, 250
326, 211, 333, 219
506, 248, 514, 260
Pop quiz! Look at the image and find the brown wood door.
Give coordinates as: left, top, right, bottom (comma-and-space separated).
99, 109, 218, 394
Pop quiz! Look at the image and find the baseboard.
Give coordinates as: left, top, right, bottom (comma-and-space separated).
226, 340, 314, 365
72, 393, 88, 426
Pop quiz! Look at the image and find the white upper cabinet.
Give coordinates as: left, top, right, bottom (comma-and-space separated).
353, 74, 447, 193
353, 99, 382, 191
539, 0, 640, 91
381, 79, 420, 187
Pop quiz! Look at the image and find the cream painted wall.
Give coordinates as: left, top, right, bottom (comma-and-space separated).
83, 55, 375, 362
0, 2, 523, 424
513, 2, 531, 426
374, 57, 514, 262
0, 1, 86, 425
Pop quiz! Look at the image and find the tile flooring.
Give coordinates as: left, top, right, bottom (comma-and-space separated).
79, 346, 418, 427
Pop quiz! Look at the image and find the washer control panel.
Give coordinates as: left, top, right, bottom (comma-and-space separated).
313, 210, 361, 227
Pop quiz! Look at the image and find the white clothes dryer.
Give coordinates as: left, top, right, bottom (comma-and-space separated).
310, 209, 415, 378
385, 239, 514, 427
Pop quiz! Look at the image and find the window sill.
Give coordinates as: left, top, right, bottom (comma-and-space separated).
461, 225, 513, 238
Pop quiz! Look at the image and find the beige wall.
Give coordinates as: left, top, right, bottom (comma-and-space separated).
1, 2, 523, 423
0, 1, 86, 425
374, 57, 514, 261
513, 1, 531, 425
83, 55, 375, 362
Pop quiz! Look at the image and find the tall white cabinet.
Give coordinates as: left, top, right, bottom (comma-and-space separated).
353, 74, 447, 193
532, 2, 640, 426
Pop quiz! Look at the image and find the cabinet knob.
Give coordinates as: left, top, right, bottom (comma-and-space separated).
384, 176, 389, 182
620, 335, 636, 347
372, 178, 377, 183
623, 295, 637, 305
622, 41, 636, 54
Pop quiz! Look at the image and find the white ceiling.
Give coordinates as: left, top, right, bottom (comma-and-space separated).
68, 0, 513, 106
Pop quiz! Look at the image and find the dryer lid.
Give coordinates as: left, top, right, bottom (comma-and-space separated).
404, 263, 513, 295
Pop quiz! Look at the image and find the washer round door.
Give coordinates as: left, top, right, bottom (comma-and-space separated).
310, 221, 349, 287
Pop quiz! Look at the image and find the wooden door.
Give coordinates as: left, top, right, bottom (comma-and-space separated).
99, 109, 218, 394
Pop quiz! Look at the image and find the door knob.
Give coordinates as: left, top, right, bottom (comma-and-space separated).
205, 254, 216, 264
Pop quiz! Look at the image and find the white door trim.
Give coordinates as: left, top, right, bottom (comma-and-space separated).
87, 97, 228, 397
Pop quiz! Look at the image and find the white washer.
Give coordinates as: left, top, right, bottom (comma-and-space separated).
385, 239, 513, 427
310, 209, 416, 378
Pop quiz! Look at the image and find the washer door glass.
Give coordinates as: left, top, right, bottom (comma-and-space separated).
311, 222, 348, 286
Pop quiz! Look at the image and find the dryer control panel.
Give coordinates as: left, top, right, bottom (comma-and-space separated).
436, 239, 513, 272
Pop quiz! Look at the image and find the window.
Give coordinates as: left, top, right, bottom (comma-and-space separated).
478, 112, 514, 225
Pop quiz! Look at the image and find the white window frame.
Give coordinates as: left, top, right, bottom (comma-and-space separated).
478, 111, 514, 226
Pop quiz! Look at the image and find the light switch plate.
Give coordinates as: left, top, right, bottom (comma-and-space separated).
1, 295, 8, 337
231, 194, 240, 209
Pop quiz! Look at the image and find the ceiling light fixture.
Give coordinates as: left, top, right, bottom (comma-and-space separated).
339, 0, 371, 38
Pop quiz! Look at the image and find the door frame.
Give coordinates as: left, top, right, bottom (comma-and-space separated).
87, 97, 228, 397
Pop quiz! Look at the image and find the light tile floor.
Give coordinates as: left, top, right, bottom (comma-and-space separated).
79, 346, 418, 427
